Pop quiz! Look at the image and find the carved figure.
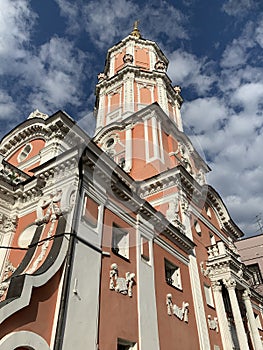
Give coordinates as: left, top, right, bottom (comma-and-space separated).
109, 263, 135, 297
166, 197, 180, 223
208, 315, 219, 332
166, 293, 189, 322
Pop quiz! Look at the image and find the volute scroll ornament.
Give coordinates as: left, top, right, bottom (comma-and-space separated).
223, 278, 236, 290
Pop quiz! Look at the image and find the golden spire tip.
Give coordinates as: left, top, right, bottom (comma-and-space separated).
130, 20, 141, 39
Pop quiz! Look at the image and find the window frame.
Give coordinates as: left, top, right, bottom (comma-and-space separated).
17, 143, 32, 163
112, 224, 129, 260
164, 259, 182, 290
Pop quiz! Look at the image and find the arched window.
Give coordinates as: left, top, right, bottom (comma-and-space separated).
17, 143, 32, 162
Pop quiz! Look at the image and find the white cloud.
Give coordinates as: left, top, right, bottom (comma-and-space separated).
231, 82, 263, 113
0, 91, 17, 119
0, 0, 36, 73
24, 37, 88, 112
0, 1, 89, 120
222, 0, 258, 17
220, 22, 255, 69
167, 50, 215, 95
55, 0, 189, 49
182, 97, 228, 133
255, 18, 263, 47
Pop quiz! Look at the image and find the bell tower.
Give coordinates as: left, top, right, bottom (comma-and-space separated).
93, 24, 208, 183
94, 22, 184, 134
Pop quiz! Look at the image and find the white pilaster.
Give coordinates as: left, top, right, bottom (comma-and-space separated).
156, 78, 169, 115
123, 72, 134, 115
242, 290, 263, 350
224, 278, 250, 350
96, 90, 106, 132
109, 52, 115, 77
124, 126, 132, 173
151, 116, 160, 159
175, 101, 183, 132
182, 208, 211, 350
136, 215, 160, 350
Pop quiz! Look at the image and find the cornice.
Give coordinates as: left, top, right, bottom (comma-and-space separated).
206, 185, 243, 239
137, 165, 202, 200
81, 146, 195, 254
104, 35, 169, 71
0, 123, 50, 157
94, 103, 210, 172
95, 65, 183, 107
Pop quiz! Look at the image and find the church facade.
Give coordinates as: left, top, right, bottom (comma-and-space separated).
0, 25, 262, 350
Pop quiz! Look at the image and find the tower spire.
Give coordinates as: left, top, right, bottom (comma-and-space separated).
130, 20, 141, 39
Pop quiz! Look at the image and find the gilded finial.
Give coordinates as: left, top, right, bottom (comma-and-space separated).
130, 20, 141, 39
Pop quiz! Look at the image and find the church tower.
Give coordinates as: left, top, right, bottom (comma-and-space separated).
94, 23, 209, 183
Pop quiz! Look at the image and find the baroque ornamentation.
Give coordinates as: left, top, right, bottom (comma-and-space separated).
179, 192, 189, 214
98, 73, 106, 82
200, 261, 211, 277
123, 53, 133, 64
0, 214, 18, 234
0, 260, 16, 300
166, 197, 180, 223
166, 293, 189, 322
109, 263, 135, 297
208, 315, 219, 332
26, 190, 64, 274
35, 190, 63, 225
211, 281, 222, 292
242, 289, 251, 300
223, 278, 236, 290
154, 60, 167, 71
27, 109, 48, 120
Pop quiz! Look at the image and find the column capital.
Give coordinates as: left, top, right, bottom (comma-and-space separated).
242, 289, 251, 301
223, 278, 236, 290
211, 281, 222, 292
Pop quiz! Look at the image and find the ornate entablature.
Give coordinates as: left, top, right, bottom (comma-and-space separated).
200, 240, 252, 287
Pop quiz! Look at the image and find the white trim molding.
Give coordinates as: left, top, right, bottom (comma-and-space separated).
0, 331, 50, 350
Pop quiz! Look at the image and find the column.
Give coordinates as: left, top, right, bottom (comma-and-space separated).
224, 278, 250, 350
242, 290, 263, 350
211, 281, 233, 350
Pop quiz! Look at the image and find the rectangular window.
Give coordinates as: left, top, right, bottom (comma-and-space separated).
112, 224, 129, 259
204, 284, 214, 307
117, 338, 136, 350
141, 236, 150, 262
83, 196, 99, 227
165, 259, 182, 289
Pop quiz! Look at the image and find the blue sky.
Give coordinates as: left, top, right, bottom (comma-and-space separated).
1, 0, 263, 236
